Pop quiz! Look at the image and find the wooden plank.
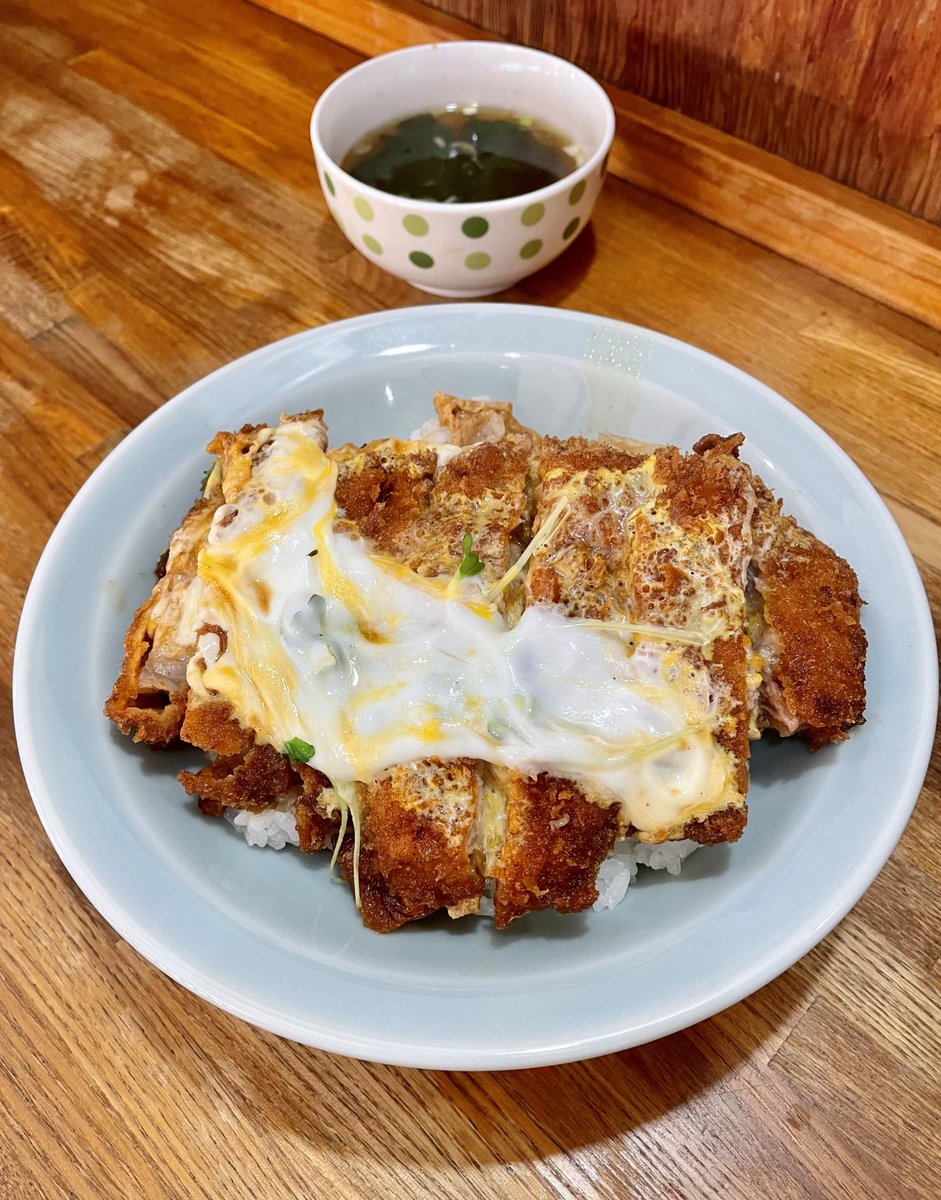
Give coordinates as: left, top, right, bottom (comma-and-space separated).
250, 0, 941, 332
418, 0, 941, 223
606, 90, 941, 334
0, 318, 122, 486
769, 995, 941, 1197
254, 0, 479, 56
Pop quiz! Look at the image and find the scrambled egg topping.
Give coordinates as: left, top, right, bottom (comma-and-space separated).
187, 420, 737, 834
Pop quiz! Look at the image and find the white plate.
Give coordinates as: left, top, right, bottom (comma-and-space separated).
14, 305, 937, 1070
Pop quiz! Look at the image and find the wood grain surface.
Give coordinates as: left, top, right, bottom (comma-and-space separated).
416, 0, 941, 224
1, 1, 939, 1198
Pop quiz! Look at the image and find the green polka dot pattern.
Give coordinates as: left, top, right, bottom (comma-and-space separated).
461, 217, 489, 239
331, 177, 607, 284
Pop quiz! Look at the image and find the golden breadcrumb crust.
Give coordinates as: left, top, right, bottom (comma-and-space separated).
752, 486, 867, 747
340, 760, 483, 932
493, 773, 621, 928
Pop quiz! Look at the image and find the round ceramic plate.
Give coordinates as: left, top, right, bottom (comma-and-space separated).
14, 305, 937, 1070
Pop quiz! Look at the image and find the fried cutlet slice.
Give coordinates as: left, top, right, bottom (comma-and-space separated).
432, 391, 536, 446
487, 440, 640, 923
598, 430, 867, 753
177, 695, 339, 845
485, 446, 606, 919
333, 431, 532, 597
178, 734, 339, 850
163, 415, 334, 831
179, 742, 296, 816
519, 435, 751, 861
492, 772, 621, 929
332, 434, 532, 929
104, 491, 220, 747
750, 481, 866, 748
105, 414, 328, 748
489, 433, 752, 924
534, 434, 756, 832
644, 435, 756, 812
339, 760, 484, 932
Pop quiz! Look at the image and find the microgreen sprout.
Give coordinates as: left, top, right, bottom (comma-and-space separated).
283, 737, 316, 763
458, 532, 485, 578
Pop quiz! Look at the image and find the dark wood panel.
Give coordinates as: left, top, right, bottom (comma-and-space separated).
418, 0, 941, 223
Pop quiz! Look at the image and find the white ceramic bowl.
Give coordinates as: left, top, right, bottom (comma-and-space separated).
310, 42, 616, 297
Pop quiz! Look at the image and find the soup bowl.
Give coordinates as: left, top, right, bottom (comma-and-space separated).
310, 41, 616, 297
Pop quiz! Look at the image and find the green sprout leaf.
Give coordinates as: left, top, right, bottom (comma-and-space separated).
458, 532, 485, 578
284, 737, 316, 763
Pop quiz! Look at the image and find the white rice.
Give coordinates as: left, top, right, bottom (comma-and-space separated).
592, 839, 699, 911
226, 802, 699, 915
224, 799, 299, 850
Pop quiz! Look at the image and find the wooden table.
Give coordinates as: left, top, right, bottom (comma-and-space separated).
1, 2, 939, 1197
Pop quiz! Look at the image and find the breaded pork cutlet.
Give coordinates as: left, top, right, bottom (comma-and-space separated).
106, 395, 866, 931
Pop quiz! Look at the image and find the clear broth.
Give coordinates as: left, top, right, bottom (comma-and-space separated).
341, 105, 581, 203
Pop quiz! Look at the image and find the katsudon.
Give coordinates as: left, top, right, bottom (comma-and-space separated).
106, 395, 867, 931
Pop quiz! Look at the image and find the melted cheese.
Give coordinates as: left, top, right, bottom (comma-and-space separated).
187, 420, 737, 834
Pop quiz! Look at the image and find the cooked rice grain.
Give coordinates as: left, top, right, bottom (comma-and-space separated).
225, 800, 299, 850
592, 839, 700, 911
